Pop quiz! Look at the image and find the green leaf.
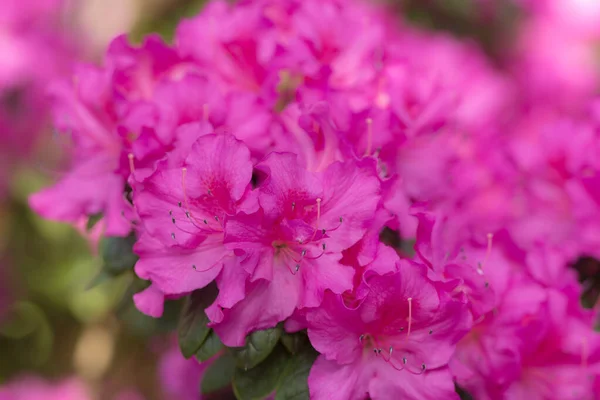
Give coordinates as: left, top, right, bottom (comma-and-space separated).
0, 302, 41, 339
178, 283, 218, 358
275, 349, 318, 400
280, 332, 310, 355
232, 325, 283, 370
233, 345, 291, 400
100, 234, 138, 275
85, 270, 113, 291
196, 330, 224, 362
455, 384, 474, 400
86, 213, 103, 231
201, 353, 236, 395
0, 302, 53, 366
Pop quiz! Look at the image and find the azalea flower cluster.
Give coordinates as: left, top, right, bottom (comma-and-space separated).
0, 0, 76, 197
30, 0, 600, 398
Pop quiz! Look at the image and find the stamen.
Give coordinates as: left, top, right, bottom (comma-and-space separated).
181, 168, 190, 210
291, 202, 296, 211
364, 118, 373, 156
481, 233, 494, 272
171, 233, 176, 240
407, 297, 413, 337
128, 153, 135, 174
192, 263, 217, 272
359, 334, 364, 343
316, 198, 322, 228
429, 330, 433, 335
295, 264, 300, 272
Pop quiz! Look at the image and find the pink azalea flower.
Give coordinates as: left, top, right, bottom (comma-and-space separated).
132, 133, 256, 317
210, 153, 381, 346
158, 340, 215, 400
0, 377, 92, 400
413, 210, 496, 320
304, 260, 471, 400
0, 0, 77, 195
451, 253, 600, 399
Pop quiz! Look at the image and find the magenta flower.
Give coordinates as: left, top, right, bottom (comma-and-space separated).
0, 0, 77, 195
0, 377, 91, 400
451, 251, 600, 399
158, 340, 214, 400
132, 132, 255, 317
304, 260, 471, 400
209, 153, 381, 346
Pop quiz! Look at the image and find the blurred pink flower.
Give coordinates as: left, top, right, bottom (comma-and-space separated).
0, 377, 92, 400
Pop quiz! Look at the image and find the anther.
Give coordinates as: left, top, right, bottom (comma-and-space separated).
295, 264, 300, 272
169, 210, 173, 216
128, 153, 135, 174
171, 233, 176, 240
477, 262, 484, 275
339, 217, 343, 223
402, 357, 407, 365
291, 202, 296, 211
365, 118, 373, 156
172, 218, 176, 224
429, 330, 433, 335
192, 265, 196, 270
203, 219, 208, 224
178, 202, 182, 207
301, 249, 307, 256
207, 189, 212, 196
359, 334, 365, 343
185, 211, 190, 218
214, 216, 219, 222
421, 364, 426, 371
322, 243, 326, 250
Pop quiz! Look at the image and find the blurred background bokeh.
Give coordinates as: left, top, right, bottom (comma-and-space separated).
0, 1, 206, 398
1, 0, 600, 399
